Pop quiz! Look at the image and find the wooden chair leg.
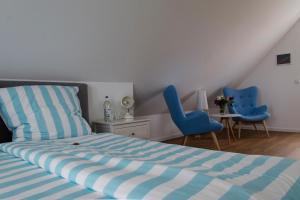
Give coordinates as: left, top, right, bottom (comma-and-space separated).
232, 122, 237, 130
225, 120, 231, 144
210, 132, 221, 150
262, 120, 270, 137
228, 120, 236, 141
238, 121, 242, 139
253, 124, 258, 131
220, 118, 224, 123
183, 136, 189, 146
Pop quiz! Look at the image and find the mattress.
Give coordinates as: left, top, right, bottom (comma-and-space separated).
1, 133, 300, 199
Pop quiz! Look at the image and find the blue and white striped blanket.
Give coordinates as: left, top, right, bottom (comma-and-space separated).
0, 152, 107, 199
1, 133, 300, 199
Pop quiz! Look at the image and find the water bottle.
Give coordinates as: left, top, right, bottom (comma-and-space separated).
103, 96, 113, 121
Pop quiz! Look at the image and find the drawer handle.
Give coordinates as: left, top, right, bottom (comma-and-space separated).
131, 133, 135, 136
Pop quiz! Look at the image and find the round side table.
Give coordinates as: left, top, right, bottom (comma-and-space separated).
210, 113, 241, 144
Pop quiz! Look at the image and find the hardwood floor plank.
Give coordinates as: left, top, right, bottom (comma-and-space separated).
164, 130, 300, 160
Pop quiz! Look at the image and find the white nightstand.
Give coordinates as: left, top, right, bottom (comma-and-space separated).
92, 118, 150, 139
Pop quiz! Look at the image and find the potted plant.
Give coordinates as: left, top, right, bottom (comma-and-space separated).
214, 96, 234, 114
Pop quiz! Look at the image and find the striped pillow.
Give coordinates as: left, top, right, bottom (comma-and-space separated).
0, 85, 91, 141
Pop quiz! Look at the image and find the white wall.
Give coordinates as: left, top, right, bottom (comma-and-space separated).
1, 1, 300, 139
138, 113, 181, 141
239, 19, 300, 132
0, 0, 299, 117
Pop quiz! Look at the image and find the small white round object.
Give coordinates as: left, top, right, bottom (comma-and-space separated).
121, 96, 135, 119
121, 96, 134, 109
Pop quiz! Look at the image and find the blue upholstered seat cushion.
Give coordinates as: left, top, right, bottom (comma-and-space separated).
209, 118, 224, 132
0, 85, 91, 141
179, 112, 223, 135
235, 113, 270, 122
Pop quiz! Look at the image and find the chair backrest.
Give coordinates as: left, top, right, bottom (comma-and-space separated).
163, 85, 186, 124
223, 86, 258, 115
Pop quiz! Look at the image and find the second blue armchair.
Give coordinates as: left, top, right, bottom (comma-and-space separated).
163, 85, 223, 150
223, 86, 270, 138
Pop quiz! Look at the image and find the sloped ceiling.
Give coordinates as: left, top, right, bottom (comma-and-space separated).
0, 0, 300, 115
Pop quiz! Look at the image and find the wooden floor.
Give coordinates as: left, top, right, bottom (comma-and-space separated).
164, 129, 300, 160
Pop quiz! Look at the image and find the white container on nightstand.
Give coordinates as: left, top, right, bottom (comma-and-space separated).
92, 118, 150, 139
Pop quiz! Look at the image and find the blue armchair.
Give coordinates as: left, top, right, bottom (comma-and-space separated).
163, 85, 223, 150
223, 86, 270, 138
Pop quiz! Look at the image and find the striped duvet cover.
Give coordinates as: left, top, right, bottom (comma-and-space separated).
1, 133, 300, 200
0, 152, 107, 199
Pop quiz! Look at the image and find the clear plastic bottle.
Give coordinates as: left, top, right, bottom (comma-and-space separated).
103, 96, 113, 121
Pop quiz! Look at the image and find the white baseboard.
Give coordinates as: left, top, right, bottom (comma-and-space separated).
241, 125, 300, 133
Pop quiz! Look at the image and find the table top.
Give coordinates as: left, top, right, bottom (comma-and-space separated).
210, 113, 241, 118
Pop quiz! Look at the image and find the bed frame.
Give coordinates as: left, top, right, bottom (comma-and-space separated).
0, 80, 89, 143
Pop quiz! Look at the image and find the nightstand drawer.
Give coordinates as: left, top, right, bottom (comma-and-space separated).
92, 118, 151, 139
112, 122, 148, 130
114, 124, 149, 139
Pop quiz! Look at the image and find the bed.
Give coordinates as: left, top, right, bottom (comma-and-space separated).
0, 81, 300, 200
